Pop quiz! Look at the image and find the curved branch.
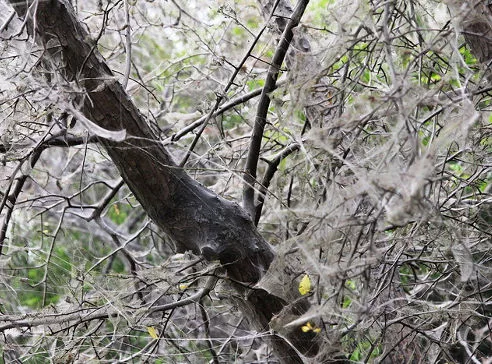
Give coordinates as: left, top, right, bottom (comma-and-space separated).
242, 0, 309, 219
254, 143, 300, 224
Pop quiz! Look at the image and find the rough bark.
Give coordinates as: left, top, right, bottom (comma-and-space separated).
5, 0, 322, 362
458, 0, 492, 64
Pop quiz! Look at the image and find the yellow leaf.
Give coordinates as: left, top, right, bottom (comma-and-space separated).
113, 204, 120, 215
301, 322, 322, 334
301, 324, 311, 332
298, 274, 311, 296
179, 284, 189, 290
147, 326, 159, 339
301, 322, 314, 332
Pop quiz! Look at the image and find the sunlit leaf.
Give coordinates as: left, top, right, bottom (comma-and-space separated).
299, 274, 311, 296
147, 326, 159, 339
301, 322, 321, 333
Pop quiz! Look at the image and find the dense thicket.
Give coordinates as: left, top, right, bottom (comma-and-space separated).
0, 0, 490, 363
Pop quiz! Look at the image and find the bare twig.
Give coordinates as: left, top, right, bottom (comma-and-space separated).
178, 19, 269, 166
0, 274, 219, 332
171, 82, 285, 142
122, 0, 132, 90
254, 143, 300, 224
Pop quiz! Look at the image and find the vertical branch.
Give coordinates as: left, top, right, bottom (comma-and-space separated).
122, 0, 132, 90
0, 150, 42, 254
199, 300, 220, 364
242, 0, 309, 219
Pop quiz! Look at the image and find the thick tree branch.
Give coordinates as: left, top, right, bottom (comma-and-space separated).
242, 0, 309, 219
4, 1, 317, 362
7, 0, 273, 284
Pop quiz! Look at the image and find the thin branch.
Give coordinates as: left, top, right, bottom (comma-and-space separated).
89, 178, 125, 220
0, 274, 219, 332
199, 298, 220, 364
86, 220, 148, 274
0, 127, 73, 253
171, 83, 284, 142
242, 0, 310, 218
178, 19, 270, 166
122, 0, 131, 90
254, 143, 300, 225
0, 135, 98, 154
0, 147, 42, 254
149, 274, 219, 314
0, 9, 15, 33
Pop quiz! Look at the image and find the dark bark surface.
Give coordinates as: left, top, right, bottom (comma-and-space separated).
9, 0, 273, 284
460, 1, 492, 64
6, 0, 322, 362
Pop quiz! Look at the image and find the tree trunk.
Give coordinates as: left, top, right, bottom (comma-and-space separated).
6, 0, 322, 362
